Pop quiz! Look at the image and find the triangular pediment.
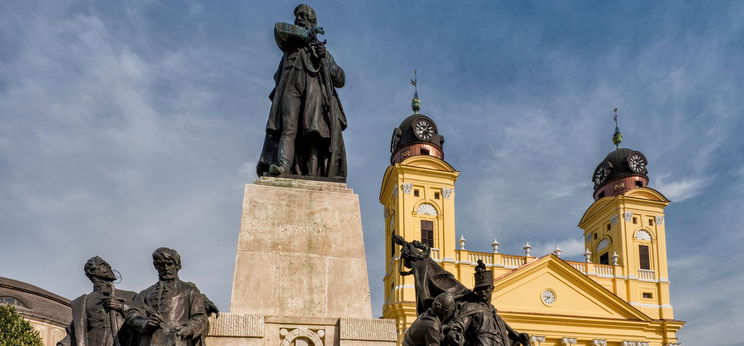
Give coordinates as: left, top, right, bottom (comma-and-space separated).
578, 197, 613, 226
624, 187, 669, 202
491, 255, 651, 322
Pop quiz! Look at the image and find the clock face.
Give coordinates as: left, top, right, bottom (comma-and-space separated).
593, 161, 613, 186
627, 153, 647, 173
414, 119, 435, 141
541, 289, 556, 305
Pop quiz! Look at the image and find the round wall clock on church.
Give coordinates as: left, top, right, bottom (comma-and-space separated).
593, 161, 613, 186
541, 289, 556, 306
413, 119, 435, 141
627, 152, 648, 173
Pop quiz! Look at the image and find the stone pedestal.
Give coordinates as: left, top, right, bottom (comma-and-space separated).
207, 177, 396, 345
206, 314, 397, 346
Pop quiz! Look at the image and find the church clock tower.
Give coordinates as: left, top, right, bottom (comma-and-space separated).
379, 89, 459, 341
578, 110, 675, 321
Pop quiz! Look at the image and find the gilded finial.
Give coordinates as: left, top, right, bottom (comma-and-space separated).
410, 70, 421, 114
612, 108, 623, 149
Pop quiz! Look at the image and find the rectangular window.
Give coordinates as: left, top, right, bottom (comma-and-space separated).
420, 148, 430, 155
639, 245, 650, 270
434, 192, 440, 199
648, 218, 654, 226
593, 233, 597, 240
635, 180, 643, 187
606, 223, 611, 230
600, 252, 609, 265
642, 292, 653, 299
633, 217, 638, 224
414, 189, 420, 197
421, 220, 434, 248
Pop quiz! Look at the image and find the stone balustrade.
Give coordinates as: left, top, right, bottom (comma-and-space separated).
568, 261, 587, 273
501, 254, 526, 268
467, 252, 494, 265
638, 269, 656, 280
595, 264, 614, 277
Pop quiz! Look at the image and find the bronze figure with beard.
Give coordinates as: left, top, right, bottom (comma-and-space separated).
125, 248, 208, 346
257, 3, 348, 181
57, 256, 137, 346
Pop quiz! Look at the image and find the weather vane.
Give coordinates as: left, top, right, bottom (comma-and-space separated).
612, 107, 623, 149
410, 70, 421, 114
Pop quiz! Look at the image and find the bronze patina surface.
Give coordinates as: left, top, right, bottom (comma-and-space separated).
257, 4, 348, 181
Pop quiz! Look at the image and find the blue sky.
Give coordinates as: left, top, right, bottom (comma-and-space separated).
1, 1, 743, 344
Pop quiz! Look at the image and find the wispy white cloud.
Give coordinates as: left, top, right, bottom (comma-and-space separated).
654, 173, 713, 202
534, 237, 585, 258
1, 3, 743, 343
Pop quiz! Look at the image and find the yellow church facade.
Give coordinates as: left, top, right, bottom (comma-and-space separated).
380, 111, 683, 345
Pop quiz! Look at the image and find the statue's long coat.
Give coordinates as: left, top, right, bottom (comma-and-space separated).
125, 280, 208, 346
258, 23, 347, 177
450, 301, 512, 346
57, 288, 137, 346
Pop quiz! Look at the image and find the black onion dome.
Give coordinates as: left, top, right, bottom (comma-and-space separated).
592, 148, 649, 199
395, 114, 443, 149
390, 114, 445, 164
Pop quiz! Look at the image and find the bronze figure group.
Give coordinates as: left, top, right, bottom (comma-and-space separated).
393, 235, 531, 346
58, 248, 217, 346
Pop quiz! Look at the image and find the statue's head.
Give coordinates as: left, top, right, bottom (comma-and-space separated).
152, 247, 182, 281
294, 4, 317, 28
473, 259, 494, 301
400, 240, 430, 269
431, 292, 455, 321
84, 256, 116, 282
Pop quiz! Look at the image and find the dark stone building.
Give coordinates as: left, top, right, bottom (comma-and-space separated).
0, 276, 71, 346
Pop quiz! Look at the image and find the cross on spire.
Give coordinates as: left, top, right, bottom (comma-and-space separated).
410, 70, 421, 114
612, 108, 623, 149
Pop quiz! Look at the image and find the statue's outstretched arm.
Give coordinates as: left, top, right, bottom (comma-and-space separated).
273, 22, 308, 51
392, 233, 407, 246
504, 320, 530, 345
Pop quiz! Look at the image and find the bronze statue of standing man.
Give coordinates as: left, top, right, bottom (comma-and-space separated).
125, 248, 208, 346
257, 4, 348, 181
57, 256, 137, 346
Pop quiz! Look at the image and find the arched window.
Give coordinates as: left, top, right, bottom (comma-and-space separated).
415, 203, 437, 248
0, 296, 28, 308
596, 238, 612, 264
635, 230, 652, 241
596, 238, 611, 252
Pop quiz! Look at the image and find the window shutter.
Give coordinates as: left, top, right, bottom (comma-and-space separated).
421, 220, 434, 247
639, 245, 650, 270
